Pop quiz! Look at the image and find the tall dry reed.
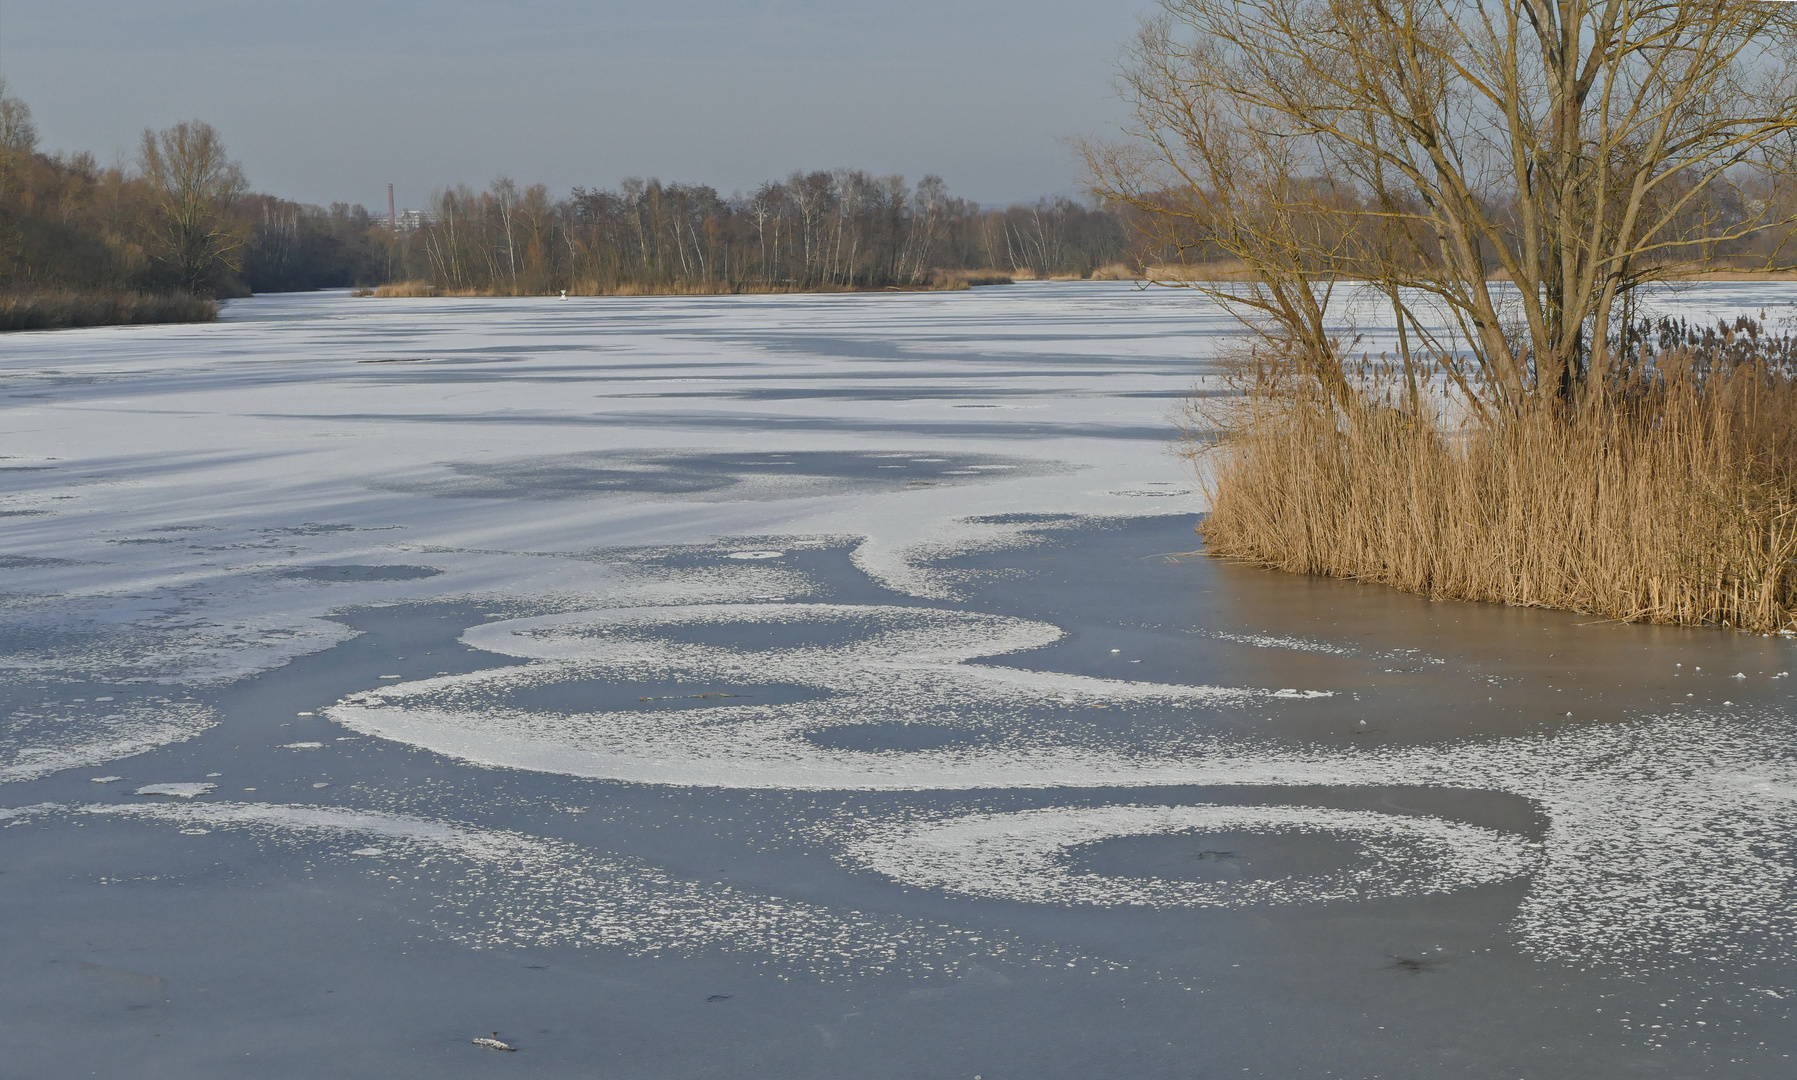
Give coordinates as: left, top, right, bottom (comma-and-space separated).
1089, 263, 1140, 281
0, 290, 218, 332
1194, 319, 1797, 632
366, 274, 1015, 298
927, 269, 1014, 290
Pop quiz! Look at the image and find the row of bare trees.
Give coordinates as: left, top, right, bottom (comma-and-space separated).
0, 82, 399, 302
402, 172, 1130, 294
0, 81, 274, 297
4, 75, 1133, 302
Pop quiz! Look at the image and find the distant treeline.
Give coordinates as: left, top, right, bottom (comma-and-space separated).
402, 173, 1132, 294
1, 80, 1139, 319
1, 81, 387, 314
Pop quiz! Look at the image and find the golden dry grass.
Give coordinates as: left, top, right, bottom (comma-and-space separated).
1090, 263, 1140, 281
1661, 266, 1797, 282
928, 268, 1014, 290
1193, 321, 1797, 631
1146, 260, 1260, 282
0, 290, 218, 331
1488, 263, 1797, 283
371, 280, 439, 297
365, 277, 1011, 297
581, 280, 827, 296
371, 280, 810, 298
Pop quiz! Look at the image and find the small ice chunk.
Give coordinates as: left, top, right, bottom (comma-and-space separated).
179, 828, 210, 836
89, 776, 125, 784
725, 550, 784, 560
282, 741, 325, 749
312, 782, 330, 789
205, 772, 222, 777
472, 1035, 517, 1052
1733, 672, 1747, 679
296, 711, 315, 716
134, 782, 216, 799
378, 674, 403, 680
94, 696, 114, 702
349, 847, 386, 856
1110, 649, 1121, 653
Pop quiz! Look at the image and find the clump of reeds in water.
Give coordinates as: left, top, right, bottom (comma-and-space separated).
1089, 262, 1139, 281
371, 280, 440, 297
367, 278, 919, 297
0, 290, 218, 332
927, 268, 1014, 290
1193, 317, 1797, 632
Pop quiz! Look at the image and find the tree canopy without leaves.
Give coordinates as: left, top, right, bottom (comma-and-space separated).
0, 79, 38, 206
1088, 0, 1797, 411
138, 121, 247, 294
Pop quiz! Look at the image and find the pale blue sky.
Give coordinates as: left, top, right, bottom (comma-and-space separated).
1, 1, 1157, 210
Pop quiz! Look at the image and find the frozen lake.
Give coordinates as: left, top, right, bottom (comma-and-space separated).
3, 282, 1797, 1077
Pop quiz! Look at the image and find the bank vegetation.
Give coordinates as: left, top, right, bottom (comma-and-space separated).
2, 74, 1150, 326
1091, 0, 1797, 631
383, 174, 1129, 296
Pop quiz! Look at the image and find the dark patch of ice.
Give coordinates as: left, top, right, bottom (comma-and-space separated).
284, 565, 443, 583
378, 450, 1069, 501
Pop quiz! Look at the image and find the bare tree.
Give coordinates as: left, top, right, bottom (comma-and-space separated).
1088, 0, 1797, 411
0, 79, 38, 205
138, 121, 248, 294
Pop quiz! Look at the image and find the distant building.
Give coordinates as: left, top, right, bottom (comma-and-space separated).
373, 209, 433, 233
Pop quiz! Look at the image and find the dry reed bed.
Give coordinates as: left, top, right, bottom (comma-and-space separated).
0, 290, 218, 332
368, 275, 1016, 298
1196, 324, 1797, 632
371, 280, 828, 298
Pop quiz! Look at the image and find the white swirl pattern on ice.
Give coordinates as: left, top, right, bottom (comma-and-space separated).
849, 804, 1537, 907
10, 800, 1110, 977
318, 600, 1797, 969
327, 603, 1324, 790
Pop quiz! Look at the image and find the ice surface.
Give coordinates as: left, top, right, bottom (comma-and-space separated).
44, 799, 1106, 977
131, 782, 217, 798
849, 803, 1537, 907
6, 284, 1797, 1062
